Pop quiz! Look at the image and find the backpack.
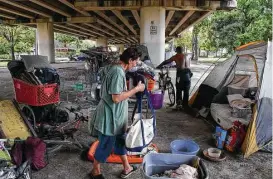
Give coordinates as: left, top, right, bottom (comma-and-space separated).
11, 139, 24, 167
24, 137, 48, 170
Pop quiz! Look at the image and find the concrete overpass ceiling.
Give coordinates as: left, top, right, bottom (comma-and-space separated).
0, 0, 236, 44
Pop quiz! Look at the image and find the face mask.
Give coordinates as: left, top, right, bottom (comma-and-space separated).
129, 66, 138, 72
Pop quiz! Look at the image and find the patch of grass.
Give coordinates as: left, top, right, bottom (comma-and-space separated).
0, 62, 8, 67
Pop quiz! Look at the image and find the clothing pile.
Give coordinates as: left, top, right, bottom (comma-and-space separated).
152, 164, 198, 179
227, 94, 253, 120
128, 61, 155, 77
8, 55, 60, 85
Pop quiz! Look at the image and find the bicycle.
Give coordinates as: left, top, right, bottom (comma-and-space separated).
17, 101, 88, 156
156, 67, 176, 106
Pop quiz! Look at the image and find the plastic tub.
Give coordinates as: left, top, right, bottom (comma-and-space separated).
171, 140, 200, 155
149, 90, 164, 110
142, 153, 209, 179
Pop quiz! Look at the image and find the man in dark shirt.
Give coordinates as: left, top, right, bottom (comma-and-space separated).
157, 46, 192, 109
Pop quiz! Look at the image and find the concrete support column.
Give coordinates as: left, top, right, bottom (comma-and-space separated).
36, 22, 55, 63
96, 37, 108, 47
117, 44, 125, 54
140, 7, 165, 66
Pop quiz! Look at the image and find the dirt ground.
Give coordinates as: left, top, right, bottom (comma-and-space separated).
0, 61, 271, 179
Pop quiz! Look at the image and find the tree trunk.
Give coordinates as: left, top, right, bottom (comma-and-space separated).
192, 32, 198, 61
206, 50, 209, 57
11, 43, 15, 61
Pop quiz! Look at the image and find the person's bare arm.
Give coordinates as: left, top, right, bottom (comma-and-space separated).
112, 81, 145, 103
156, 56, 175, 68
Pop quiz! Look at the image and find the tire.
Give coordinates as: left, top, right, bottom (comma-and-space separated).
156, 80, 164, 92
20, 105, 63, 156
20, 105, 37, 129
166, 82, 176, 106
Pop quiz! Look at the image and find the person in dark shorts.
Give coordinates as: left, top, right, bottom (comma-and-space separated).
157, 46, 192, 110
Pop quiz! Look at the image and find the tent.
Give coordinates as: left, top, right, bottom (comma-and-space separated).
189, 41, 272, 157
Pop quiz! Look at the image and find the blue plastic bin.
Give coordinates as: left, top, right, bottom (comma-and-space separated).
170, 139, 200, 155
142, 153, 209, 179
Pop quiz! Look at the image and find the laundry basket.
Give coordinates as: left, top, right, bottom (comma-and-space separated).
142, 153, 209, 179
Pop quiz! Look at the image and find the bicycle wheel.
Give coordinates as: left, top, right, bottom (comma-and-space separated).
20, 105, 37, 130
166, 82, 176, 106
20, 105, 63, 156
156, 79, 164, 91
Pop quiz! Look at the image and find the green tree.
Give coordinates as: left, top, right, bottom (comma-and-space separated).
195, 0, 272, 53
174, 30, 192, 52
0, 25, 35, 60
54, 33, 79, 47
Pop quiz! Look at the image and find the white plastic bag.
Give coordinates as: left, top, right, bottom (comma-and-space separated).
126, 113, 155, 151
125, 90, 156, 152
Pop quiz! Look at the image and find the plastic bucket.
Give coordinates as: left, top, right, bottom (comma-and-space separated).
142, 153, 209, 179
170, 140, 200, 155
149, 90, 164, 109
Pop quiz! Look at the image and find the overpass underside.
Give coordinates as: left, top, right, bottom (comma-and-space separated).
0, 0, 236, 65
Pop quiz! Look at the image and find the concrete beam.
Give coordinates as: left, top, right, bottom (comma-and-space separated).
126, 38, 137, 44
94, 11, 129, 35
54, 24, 96, 37
0, 6, 34, 19
67, 23, 104, 37
58, 0, 90, 17
132, 37, 139, 43
165, 10, 175, 29
109, 39, 123, 44
76, 5, 216, 11
66, 16, 96, 23
29, 0, 71, 17
117, 39, 130, 44
83, 23, 114, 37
74, 1, 227, 11
97, 19, 125, 37
0, 0, 52, 18
178, 11, 213, 35
112, 10, 137, 35
0, 13, 16, 20
57, 1, 117, 38
75, 3, 140, 11
1, 16, 96, 25
108, 36, 139, 41
54, 28, 87, 38
131, 10, 140, 27
169, 11, 195, 36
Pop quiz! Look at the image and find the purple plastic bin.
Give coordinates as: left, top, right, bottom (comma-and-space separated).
150, 91, 164, 109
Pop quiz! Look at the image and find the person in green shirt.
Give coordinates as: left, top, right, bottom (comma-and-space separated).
89, 48, 145, 179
